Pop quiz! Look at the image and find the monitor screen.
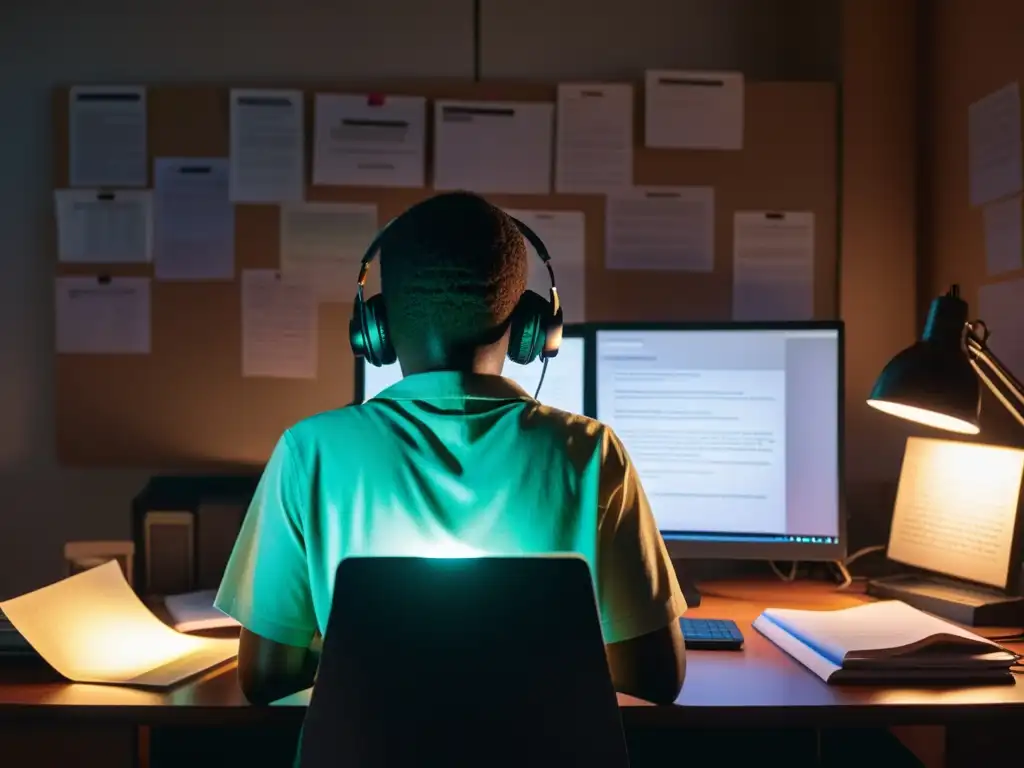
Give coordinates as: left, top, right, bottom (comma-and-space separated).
595, 325, 842, 560
357, 334, 587, 415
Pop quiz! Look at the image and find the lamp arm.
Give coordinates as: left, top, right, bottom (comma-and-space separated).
964, 332, 1024, 429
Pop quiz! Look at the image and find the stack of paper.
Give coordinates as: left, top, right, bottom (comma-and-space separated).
164, 589, 240, 634
0, 561, 237, 688
754, 601, 1018, 684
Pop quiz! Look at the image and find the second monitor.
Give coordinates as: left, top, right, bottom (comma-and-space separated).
594, 323, 844, 563
355, 326, 586, 415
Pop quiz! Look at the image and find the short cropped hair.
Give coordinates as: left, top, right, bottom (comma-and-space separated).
379, 192, 528, 350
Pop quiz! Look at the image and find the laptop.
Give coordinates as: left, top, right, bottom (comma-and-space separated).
300, 555, 629, 768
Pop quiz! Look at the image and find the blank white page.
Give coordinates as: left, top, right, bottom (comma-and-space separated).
887, 437, 1024, 588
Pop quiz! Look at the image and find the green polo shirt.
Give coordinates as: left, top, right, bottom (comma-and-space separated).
215, 372, 686, 649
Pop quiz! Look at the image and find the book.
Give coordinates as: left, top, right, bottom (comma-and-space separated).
753, 600, 1019, 684
164, 589, 240, 633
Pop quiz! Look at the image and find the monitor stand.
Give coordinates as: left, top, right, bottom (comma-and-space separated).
867, 573, 1024, 627
680, 572, 702, 609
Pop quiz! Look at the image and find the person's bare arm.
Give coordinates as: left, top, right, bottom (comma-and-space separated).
237, 628, 320, 705
606, 621, 686, 705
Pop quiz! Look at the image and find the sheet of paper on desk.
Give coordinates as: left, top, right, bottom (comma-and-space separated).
556, 83, 633, 193
229, 89, 305, 203
0, 561, 237, 687
433, 100, 554, 194
504, 209, 587, 323
978, 277, 1024, 389
280, 202, 378, 302
732, 211, 815, 321
983, 195, 1024, 275
887, 437, 1024, 589
644, 70, 744, 150
242, 269, 318, 379
55, 276, 151, 354
969, 82, 1022, 207
153, 158, 234, 281
313, 93, 427, 188
605, 187, 714, 272
68, 85, 147, 188
55, 189, 152, 264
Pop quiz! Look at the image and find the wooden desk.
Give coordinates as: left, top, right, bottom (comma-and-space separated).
2, 580, 1022, 767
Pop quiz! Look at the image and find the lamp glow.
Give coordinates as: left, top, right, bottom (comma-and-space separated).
866, 399, 980, 435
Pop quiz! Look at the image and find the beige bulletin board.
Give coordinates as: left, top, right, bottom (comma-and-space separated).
52, 80, 837, 467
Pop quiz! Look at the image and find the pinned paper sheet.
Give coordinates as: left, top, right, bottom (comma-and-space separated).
732, 212, 815, 321
68, 85, 147, 188
313, 93, 427, 188
229, 89, 305, 203
969, 82, 1023, 207
55, 276, 151, 354
978, 277, 1024, 382
0, 561, 237, 687
556, 84, 633, 193
55, 189, 152, 264
434, 101, 554, 194
605, 187, 714, 272
242, 270, 318, 379
280, 202, 378, 301
983, 195, 1024, 275
504, 209, 587, 323
154, 158, 234, 280
644, 70, 744, 150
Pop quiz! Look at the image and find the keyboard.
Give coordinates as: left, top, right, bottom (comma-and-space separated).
680, 617, 744, 651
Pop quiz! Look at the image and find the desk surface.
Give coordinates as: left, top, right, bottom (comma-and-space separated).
2, 580, 1022, 728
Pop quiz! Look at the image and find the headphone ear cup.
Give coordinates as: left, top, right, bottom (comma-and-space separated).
362, 294, 397, 366
507, 290, 548, 366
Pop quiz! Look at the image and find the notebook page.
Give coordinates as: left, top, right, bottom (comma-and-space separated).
888, 437, 1024, 588
0, 560, 237, 685
762, 601, 1002, 663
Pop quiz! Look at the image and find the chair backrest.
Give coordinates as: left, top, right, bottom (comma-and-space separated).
299, 555, 630, 768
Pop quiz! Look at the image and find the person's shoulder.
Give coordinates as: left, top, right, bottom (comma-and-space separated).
282, 401, 389, 451
520, 404, 624, 459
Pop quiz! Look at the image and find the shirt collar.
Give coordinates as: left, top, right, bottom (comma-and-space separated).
374, 371, 532, 402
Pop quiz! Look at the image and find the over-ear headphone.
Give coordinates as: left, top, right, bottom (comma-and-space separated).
349, 206, 564, 368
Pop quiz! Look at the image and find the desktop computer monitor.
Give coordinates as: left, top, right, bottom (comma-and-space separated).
354, 325, 587, 415
594, 322, 844, 562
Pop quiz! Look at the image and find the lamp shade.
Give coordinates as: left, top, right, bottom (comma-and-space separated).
867, 341, 981, 434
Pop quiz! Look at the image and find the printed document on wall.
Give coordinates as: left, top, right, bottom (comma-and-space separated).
279, 202, 379, 302
978, 277, 1024, 380
229, 89, 305, 203
313, 93, 426, 188
55, 189, 152, 264
732, 211, 815, 321
504, 209, 587, 323
241, 270, 317, 379
153, 158, 234, 280
983, 195, 1023, 275
433, 101, 554, 194
645, 70, 744, 150
968, 82, 1022, 206
55, 276, 151, 354
605, 187, 714, 272
556, 84, 633, 193
68, 85, 147, 188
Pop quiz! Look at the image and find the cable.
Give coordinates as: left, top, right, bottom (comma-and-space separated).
769, 561, 798, 582
533, 358, 549, 400
831, 560, 853, 590
844, 544, 886, 566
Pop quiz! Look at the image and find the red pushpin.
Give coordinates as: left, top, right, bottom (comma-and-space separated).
367, 93, 385, 107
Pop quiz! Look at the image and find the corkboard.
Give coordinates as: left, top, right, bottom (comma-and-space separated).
52, 80, 837, 467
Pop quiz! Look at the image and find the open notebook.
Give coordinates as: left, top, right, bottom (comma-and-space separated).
165, 590, 240, 634
0, 561, 237, 688
753, 601, 1019, 684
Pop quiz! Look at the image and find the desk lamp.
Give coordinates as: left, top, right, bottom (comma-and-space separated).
865, 284, 1024, 625
867, 284, 1024, 433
